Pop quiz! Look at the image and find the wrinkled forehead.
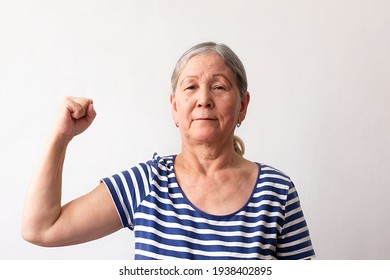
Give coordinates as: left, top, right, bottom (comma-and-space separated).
178, 53, 235, 82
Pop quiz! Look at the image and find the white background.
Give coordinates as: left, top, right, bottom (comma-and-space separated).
1, 0, 389, 260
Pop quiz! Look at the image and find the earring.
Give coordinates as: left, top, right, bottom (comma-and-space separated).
237, 122, 242, 128
175, 122, 179, 127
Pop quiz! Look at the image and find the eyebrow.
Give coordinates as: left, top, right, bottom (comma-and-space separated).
179, 76, 197, 87
179, 74, 233, 87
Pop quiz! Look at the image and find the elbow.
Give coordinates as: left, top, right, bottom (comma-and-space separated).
22, 229, 44, 247
21, 226, 52, 247
21, 213, 57, 247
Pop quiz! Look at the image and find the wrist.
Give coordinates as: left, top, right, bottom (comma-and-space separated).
49, 131, 73, 149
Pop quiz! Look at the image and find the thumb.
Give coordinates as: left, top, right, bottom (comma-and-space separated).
68, 98, 93, 120
85, 103, 97, 123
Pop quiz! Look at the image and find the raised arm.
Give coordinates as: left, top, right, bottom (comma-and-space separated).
22, 97, 122, 247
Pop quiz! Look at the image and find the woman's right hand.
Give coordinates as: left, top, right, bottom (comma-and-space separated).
54, 96, 97, 141
22, 96, 122, 247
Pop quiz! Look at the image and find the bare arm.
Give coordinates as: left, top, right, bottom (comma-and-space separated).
22, 97, 122, 247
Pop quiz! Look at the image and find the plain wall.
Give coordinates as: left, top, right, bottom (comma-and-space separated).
1, 0, 389, 259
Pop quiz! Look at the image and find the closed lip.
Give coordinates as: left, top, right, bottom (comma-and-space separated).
194, 118, 217, 121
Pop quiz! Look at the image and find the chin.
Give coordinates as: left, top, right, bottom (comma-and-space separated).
185, 126, 227, 144
190, 133, 223, 145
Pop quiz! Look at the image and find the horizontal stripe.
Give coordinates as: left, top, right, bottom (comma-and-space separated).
276, 244, 315, 258
138, 225, 275, 245
102, 153, 315, 260
141, 199, 285, 224
135, 212, 279, 238
277, 235, 312, 249
135, 237, 273, 259
135, 226, 276, 251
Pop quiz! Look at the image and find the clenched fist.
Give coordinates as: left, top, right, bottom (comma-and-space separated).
54, 96, 97, 141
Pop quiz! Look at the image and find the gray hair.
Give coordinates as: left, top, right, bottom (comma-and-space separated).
171, 42, 248, 156
171, 42, 248, 98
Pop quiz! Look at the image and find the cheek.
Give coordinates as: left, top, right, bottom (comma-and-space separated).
219, 99, 241, 119
175, 101, 193, 123
177, 94, 197, 110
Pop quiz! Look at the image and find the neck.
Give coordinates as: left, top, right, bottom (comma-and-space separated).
177, 140, 241, 176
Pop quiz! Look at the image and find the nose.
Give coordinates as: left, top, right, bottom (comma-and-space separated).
197, 87, 214, 108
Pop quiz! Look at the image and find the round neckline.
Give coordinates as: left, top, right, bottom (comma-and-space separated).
171, 155, 262, 220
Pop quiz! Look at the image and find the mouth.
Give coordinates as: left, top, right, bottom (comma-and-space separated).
194, 118, 217, 121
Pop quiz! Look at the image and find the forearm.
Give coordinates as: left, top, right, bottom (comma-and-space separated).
22, 133, 70, 244
22, 97, 99, 246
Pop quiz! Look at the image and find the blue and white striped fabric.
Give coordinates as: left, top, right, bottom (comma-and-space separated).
102, 153, 315, 260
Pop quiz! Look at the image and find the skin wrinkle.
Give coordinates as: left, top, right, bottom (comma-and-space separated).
173, 54, 242, 140
171, 44, 249, 158
171, 52, 256, 215
180, 74, 233, 91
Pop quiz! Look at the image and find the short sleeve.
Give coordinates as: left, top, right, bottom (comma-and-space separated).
276, 182, 315, 259
101, 162, 152, 230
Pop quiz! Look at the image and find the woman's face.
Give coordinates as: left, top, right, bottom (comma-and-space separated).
171, 53, 249, 146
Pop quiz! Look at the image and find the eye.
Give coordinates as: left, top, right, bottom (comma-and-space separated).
212, 84, 227, 91
184, 84, 197, 91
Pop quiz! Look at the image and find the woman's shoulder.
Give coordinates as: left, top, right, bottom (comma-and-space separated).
258, 163, 291, 179
141, 153, 177, 179
147, 153, 176, 169
107, 153, 175, 180
255, 162, 293, 188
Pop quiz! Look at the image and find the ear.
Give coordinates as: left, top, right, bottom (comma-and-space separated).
238, 92, 250, 123
170, 93, 178, 123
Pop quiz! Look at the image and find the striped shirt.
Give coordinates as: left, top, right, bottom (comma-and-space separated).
102, 153, 315, 260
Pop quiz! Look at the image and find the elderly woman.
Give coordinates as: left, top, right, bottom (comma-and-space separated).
22, 42, 315, 260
